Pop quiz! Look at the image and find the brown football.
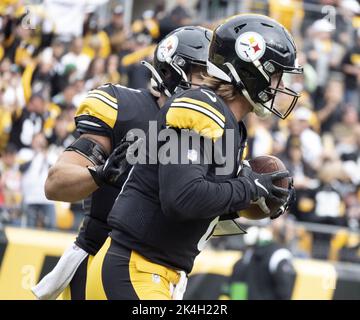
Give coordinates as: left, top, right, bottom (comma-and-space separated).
239, 155, 289, 220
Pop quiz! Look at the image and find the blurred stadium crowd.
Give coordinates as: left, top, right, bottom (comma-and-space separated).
0, 0, 359, 263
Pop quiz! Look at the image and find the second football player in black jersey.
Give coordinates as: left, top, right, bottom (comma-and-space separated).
31, 26, 212, 300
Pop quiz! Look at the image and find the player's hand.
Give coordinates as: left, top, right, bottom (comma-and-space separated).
88, 135, 143, 188
270, 177, 296, 220
239, 165, 290, 214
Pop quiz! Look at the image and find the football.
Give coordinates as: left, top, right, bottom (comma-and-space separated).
239, 155, 289, 220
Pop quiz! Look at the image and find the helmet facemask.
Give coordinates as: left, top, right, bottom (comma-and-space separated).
207, 14, 303, 120
223, 58, 303, 119
141, 60, 174, 97
255, 60, 303, 119
142, 26, 212, 97
143, 54, 205, 97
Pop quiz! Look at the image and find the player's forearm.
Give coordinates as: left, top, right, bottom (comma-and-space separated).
159, 164, 251, 220
45, 163, 98, 202
166, 179, 251, 220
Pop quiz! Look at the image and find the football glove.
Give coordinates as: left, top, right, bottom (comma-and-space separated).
239, 165, 290, 214
88, 135, 143, 188
270, 177, 296, 220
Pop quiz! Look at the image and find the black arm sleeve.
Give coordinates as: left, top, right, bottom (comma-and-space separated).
158, 131, 252, 221
75, 115, 113, 138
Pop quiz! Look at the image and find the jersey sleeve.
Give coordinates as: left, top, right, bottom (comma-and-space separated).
74, 84, 118, 139
158, 89, 252, 221
165, 89, 226, 141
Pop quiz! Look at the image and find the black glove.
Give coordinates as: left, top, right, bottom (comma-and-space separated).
88, 136, 143, 188
270, 177, 296, 220
239, 165, 291, 214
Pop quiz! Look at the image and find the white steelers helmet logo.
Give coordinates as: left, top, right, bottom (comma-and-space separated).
157, 35, 179, 62
235, 32, 266, 62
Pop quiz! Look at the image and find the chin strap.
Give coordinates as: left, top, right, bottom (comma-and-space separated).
224, 62, 271, 118
141, 60, 172, 97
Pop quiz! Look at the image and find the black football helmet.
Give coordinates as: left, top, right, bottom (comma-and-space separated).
207, 14, 303, 119
142, 26, 213, 97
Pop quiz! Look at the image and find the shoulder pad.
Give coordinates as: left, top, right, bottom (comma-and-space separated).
166, 89, 225, 140
75, 85, 118, 129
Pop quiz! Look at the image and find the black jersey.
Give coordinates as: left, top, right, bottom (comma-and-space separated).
73, 83, 160, 255
9, 109, 44, 150
108, 87, 250, 273
228, 243, 295, 300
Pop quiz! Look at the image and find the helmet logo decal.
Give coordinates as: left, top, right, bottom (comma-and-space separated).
235, 32, 266, 62
157, 35, 179, 62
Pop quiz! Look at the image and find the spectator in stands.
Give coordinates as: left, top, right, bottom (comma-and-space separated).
342, 29, 360, 108
296, 51, 318, 96
333, 106, 360, 195
336, 0, 360, 47
84, 57, 107, 91
82, 12, 111, 60
20, 132, 56, 229
122, 33, 153, 89
70, 78, 87, 108
40, 38, 66, 96
3, 14, 36, 69
52, 84, 76, 111
246, 113, 275, 158
60, 37, 91, 80
306, 161, 348, 226
0, 60, 24, 152
281, 135, 317, 187
43, 0, 89, 41
280, 135, 319, 221
28, 51, 55, 102
226, 224, 295, 300
158, 0, 192, 40
345, 188, 360, 230
332, 105, 360, 140
0, 58, 24, 111
103, 54, 121, 84
104, 5, 127, 55
300, 0, 326, 36
304, 19, 345, 107
47, 112, 76, 151
315, 78, 344, 133
288, 107, 323, 170
0, 143, 22, 226
8, 94, 47, 158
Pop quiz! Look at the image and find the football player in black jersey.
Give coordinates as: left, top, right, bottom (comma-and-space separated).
31, 26, 213, 300
86, 14, 303, 300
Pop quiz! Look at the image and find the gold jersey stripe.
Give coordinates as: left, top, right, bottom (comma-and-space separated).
166, 107, 224, 141
87, 93, 118, 110
174, 97, 225, 122
88, 89, 117, 104
171, 102, 225, 128
76, 97, 117, 128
